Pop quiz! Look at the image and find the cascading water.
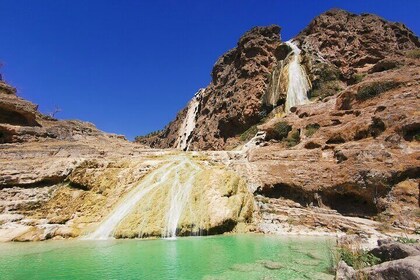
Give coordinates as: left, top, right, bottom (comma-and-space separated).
163, 160, 201, 238
85, 156, 204, 240
176, 89, 204, 151
85, 161, 179, 239
284, 41, 311, 113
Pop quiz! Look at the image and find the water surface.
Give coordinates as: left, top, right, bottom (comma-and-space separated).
0, 234, 335, 279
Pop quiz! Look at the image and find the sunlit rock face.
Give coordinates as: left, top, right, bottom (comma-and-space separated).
1, 8, 420, 242
111, 158, 254, 239
295, 8, 420, 80
138, 9, 420, 151
137, 25, 283, 150
1, 148, 254, 241
83, 154, 253, 239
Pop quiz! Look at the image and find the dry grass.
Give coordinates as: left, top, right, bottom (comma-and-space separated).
334, 239, 381, 280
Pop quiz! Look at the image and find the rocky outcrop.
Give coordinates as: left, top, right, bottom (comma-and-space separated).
361, 256, 420, 280
370, 239, 420, 262
0, 80, 127, 144
249, 55, 420, 232
2, 8, 420, 243
0, 81, 254, 241
0, 82, 39, 128
137, 9, 420, 151
296, 9, 420, 80
137, 25, 282, 150
336, 239, 420, 280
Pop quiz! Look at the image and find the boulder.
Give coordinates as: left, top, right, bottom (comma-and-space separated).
361, 255, 420, 280
370, 240, 420, 262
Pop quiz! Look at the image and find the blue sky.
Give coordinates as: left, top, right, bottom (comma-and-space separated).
1, 1, 419, 140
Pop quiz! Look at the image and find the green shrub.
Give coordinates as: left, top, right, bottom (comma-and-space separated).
356, 81, 400, 101
309, 62, 344, 100
338, 247, 381, 270
406, 49, 420, 59
310, 81, 342, 100
305, 124, 320, 137
134, 129, 162, 141
352, 73, 366, 84
240, 125, 258, 142
285, 130, 300, 147
414, 133, 420, 142
396, 236, 419, 244
273, 121, 291, 140
318, 64, 341, 82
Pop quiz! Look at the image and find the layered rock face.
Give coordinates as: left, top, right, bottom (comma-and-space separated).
1, 8, 420, 242
250, 57, 420, 233
1, 147, 253, 241
0, 81, 126, 144
296, 9, 420, 80
0, 82, 253, 241
137, 9, 419, 151
138, 9, 420, 235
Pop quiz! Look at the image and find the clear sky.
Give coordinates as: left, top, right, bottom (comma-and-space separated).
1, 0, 419, 140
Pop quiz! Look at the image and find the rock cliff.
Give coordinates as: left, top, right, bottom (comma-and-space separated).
0, 82, 253, 241
137, 9, 419, 151
136, 8, 420, 235
1, 8, 419, 242
136, 25, 283, 150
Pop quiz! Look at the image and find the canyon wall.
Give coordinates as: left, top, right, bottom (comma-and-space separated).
137, 9, 420, 151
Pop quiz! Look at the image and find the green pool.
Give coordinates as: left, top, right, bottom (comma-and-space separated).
0, 234, 335, 279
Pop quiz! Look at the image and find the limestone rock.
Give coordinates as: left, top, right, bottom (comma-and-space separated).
336, 260, 356, 280
250, 58, 420, 225
0, 86, 39, 128
137, 9, 420, 151
360, 255, 420, 280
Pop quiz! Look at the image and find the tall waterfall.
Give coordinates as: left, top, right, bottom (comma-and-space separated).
85, 156, 203, 240
284, 41, 311, 113
176, 89, 204, 151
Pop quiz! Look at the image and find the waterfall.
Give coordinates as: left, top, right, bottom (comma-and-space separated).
163, 160, 201, 238
85, 156, 203, 240
85, 161, 179, 239
284, 41, 311, 113
176, 89, 204, 151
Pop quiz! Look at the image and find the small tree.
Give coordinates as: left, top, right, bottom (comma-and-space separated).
49, 106, 62, 118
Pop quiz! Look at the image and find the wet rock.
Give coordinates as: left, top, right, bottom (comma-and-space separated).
259, 260, 283, 270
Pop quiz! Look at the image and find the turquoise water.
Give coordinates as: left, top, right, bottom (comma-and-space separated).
0, 234, 335, 280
